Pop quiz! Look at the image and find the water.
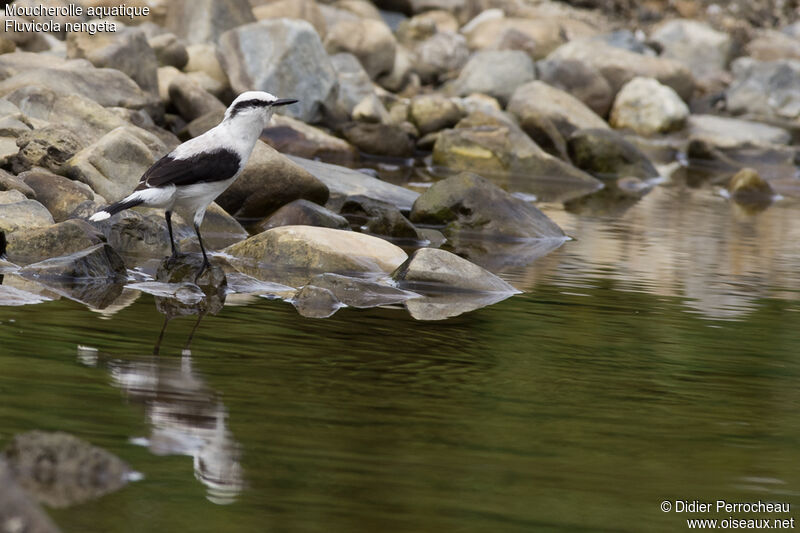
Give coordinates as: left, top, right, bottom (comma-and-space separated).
2, 172, 800, 532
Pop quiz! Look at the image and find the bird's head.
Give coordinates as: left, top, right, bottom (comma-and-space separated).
224, 91, 298, 123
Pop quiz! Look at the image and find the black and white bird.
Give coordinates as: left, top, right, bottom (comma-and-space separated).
89, 91, 297, 278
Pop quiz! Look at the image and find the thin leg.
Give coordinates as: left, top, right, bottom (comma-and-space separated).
194, 223, 210, 281
165, 211, 178, 258
153, 314, 170, 355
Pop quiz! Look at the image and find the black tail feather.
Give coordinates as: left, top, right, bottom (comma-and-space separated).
105, 198, 144, 216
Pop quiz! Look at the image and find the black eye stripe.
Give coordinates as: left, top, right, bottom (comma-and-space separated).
229, 98, 270, 116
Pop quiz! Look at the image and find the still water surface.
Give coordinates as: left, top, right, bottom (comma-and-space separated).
1, 173, 800, 532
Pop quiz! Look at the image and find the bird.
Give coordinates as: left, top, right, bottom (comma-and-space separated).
89, 91, 297, 280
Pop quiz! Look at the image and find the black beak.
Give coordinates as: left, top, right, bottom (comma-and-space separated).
272, 98, 298, 107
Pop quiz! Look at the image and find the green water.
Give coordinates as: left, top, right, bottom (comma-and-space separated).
2, 183, 800, 532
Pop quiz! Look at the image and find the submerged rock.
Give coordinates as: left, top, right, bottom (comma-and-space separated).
304, 272, 418, 308
728, 168, 776, 205
567, 129, 659, 180
610, 77, 689, 135
20, 244, 126, 281
409, 172, 565, 240
405, 290, 515, 321
154, 253, 226, 316
291, 285, 343, 318
0, 458, 63, 533
5, 219, 105, 266
393, 247, 517, 293
3, 431, 134, 508
256, 199, 349, 232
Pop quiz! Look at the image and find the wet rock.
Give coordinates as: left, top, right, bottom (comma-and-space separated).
63, 126, 168, 202
168, 75, 226, 122
408, 94, 464, 136
536, 59, 614, 118
649, 19, 732, 83
224, 225, 408, 279
340, 195, 423, 240
393, 247, 517, 293
728, 167, 775, 204
216, 141, 328, 221
154, 254, 226, 316
253, 0, 327, 38
256, 199, 349, 232
410, 172, 565, 240
148, 33, 189, 69
507, 81, 608, 157
404, 290, 514, 321
341, 122, 415, 157
165, 0, 255, 45
21, 170, 94, 222
0, 199, 54, 233
3, 431, 133, 508
451, 50, 536, 105
325, 18, 397, 80
304, 272, 418, 308
218, 19, 337, 123
686, 140, 797, 182
687, 114, 791, 149
726, 58, 800, 120
0, 169, 36, 198
548, 38, 695, 101
610, 77, 689, 135
10, 125, 85, 175
0, 458, 63, 533
19, 243, 126, 280
567, 129, 659, 180
288, 155, 420, 211
746, 29, 800, 62
5, 219, 105, 266
291, 285, 343, 318
261, 114, 358, 164
66, 27, 159, 96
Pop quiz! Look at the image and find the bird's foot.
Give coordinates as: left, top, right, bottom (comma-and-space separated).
194, 259, 211, 284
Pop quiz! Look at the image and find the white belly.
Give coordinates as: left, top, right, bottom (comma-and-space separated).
172, 177, 237, 226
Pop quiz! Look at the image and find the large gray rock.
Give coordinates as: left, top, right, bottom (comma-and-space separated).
218, 19, 337, 123
451, 50, 536, 105
325, 18, 397, 80
10, 125, 85, 175
649, 19, 732, 83
287, 155, 420, 211
536, 59, 614, 117
19, 243, 126, 280
216, 141, 329, 220
686, 114, 791, 149
5, 219, 105, 265
256, 199, 349, 232
253, 0, 327, 38
165, 0, 255, 45
66, 27, 159, 96
548, 38, 695, 101
0, 199, 54, 233
567, 129, 659, 180
21, 170, 94, 222
393, 247, 517, 293
726, 58, 800, 120
330, 52, 380, 117
610, 77, 689, 135
410, 172, 565, 240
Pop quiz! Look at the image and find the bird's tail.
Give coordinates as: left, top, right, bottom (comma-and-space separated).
89, 197, 144, 222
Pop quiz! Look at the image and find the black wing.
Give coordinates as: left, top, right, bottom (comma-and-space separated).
135, 149, 241, 190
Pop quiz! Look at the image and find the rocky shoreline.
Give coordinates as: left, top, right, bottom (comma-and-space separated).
0, 0, 797, 320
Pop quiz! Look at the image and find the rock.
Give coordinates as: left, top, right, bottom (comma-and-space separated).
340, 195, 423, 240
687, 114, 791, 149
649, 19, 732, 83
5, 86, 129, 143
223, 225, 408, 283
181, 109, 224, 138
341, 122, 415, 157
20, 170, 94, 222
0, 190, 27, 204
66, 27, 159, 96
330, 52, 380, 118
726, 58, 800, 120
184, 44, 229, 87
253, 0, 327, 38
98, 208, 171, 258
0, 169, 36, 198
567, 129, 659, 180
148, 33, 189, 69
255, 199, 350, 232
404, 290, 514, 320
0, 459, 62, 533
451, 50, 536, 105
746, 29, 800, 62
63, 126, 168, 202
548, 38, 695, 101
410, 172, 565, 240
0, 199, 54, 233
408, 94, 464, 135
19, 243, 126, 280
410, 31, 469, 84
155, 253, 227, 306
165, 0, 255, 45
3, 431, 133, 508
291, 284, 342, 318
10, 125, 85, 175
5, 219, 105, 265
261, 114, 358, 164
216, 141, 329, 220
334, 0, 384, 21
218, 19, 337, 123
287, 155, 420, 211
168, 75, 226, 122
0, 99, 33, 137
536, 59, 614, 117
686, 140, 797, 182
728, 167, 775, 204
507, 81, 608, 157
610, 77, 689, 135
351, 94, 391, 124
464, 17, 586, 59
393, 247, 517, 293
303, 272, 418, 308
325, 18, 397, 80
